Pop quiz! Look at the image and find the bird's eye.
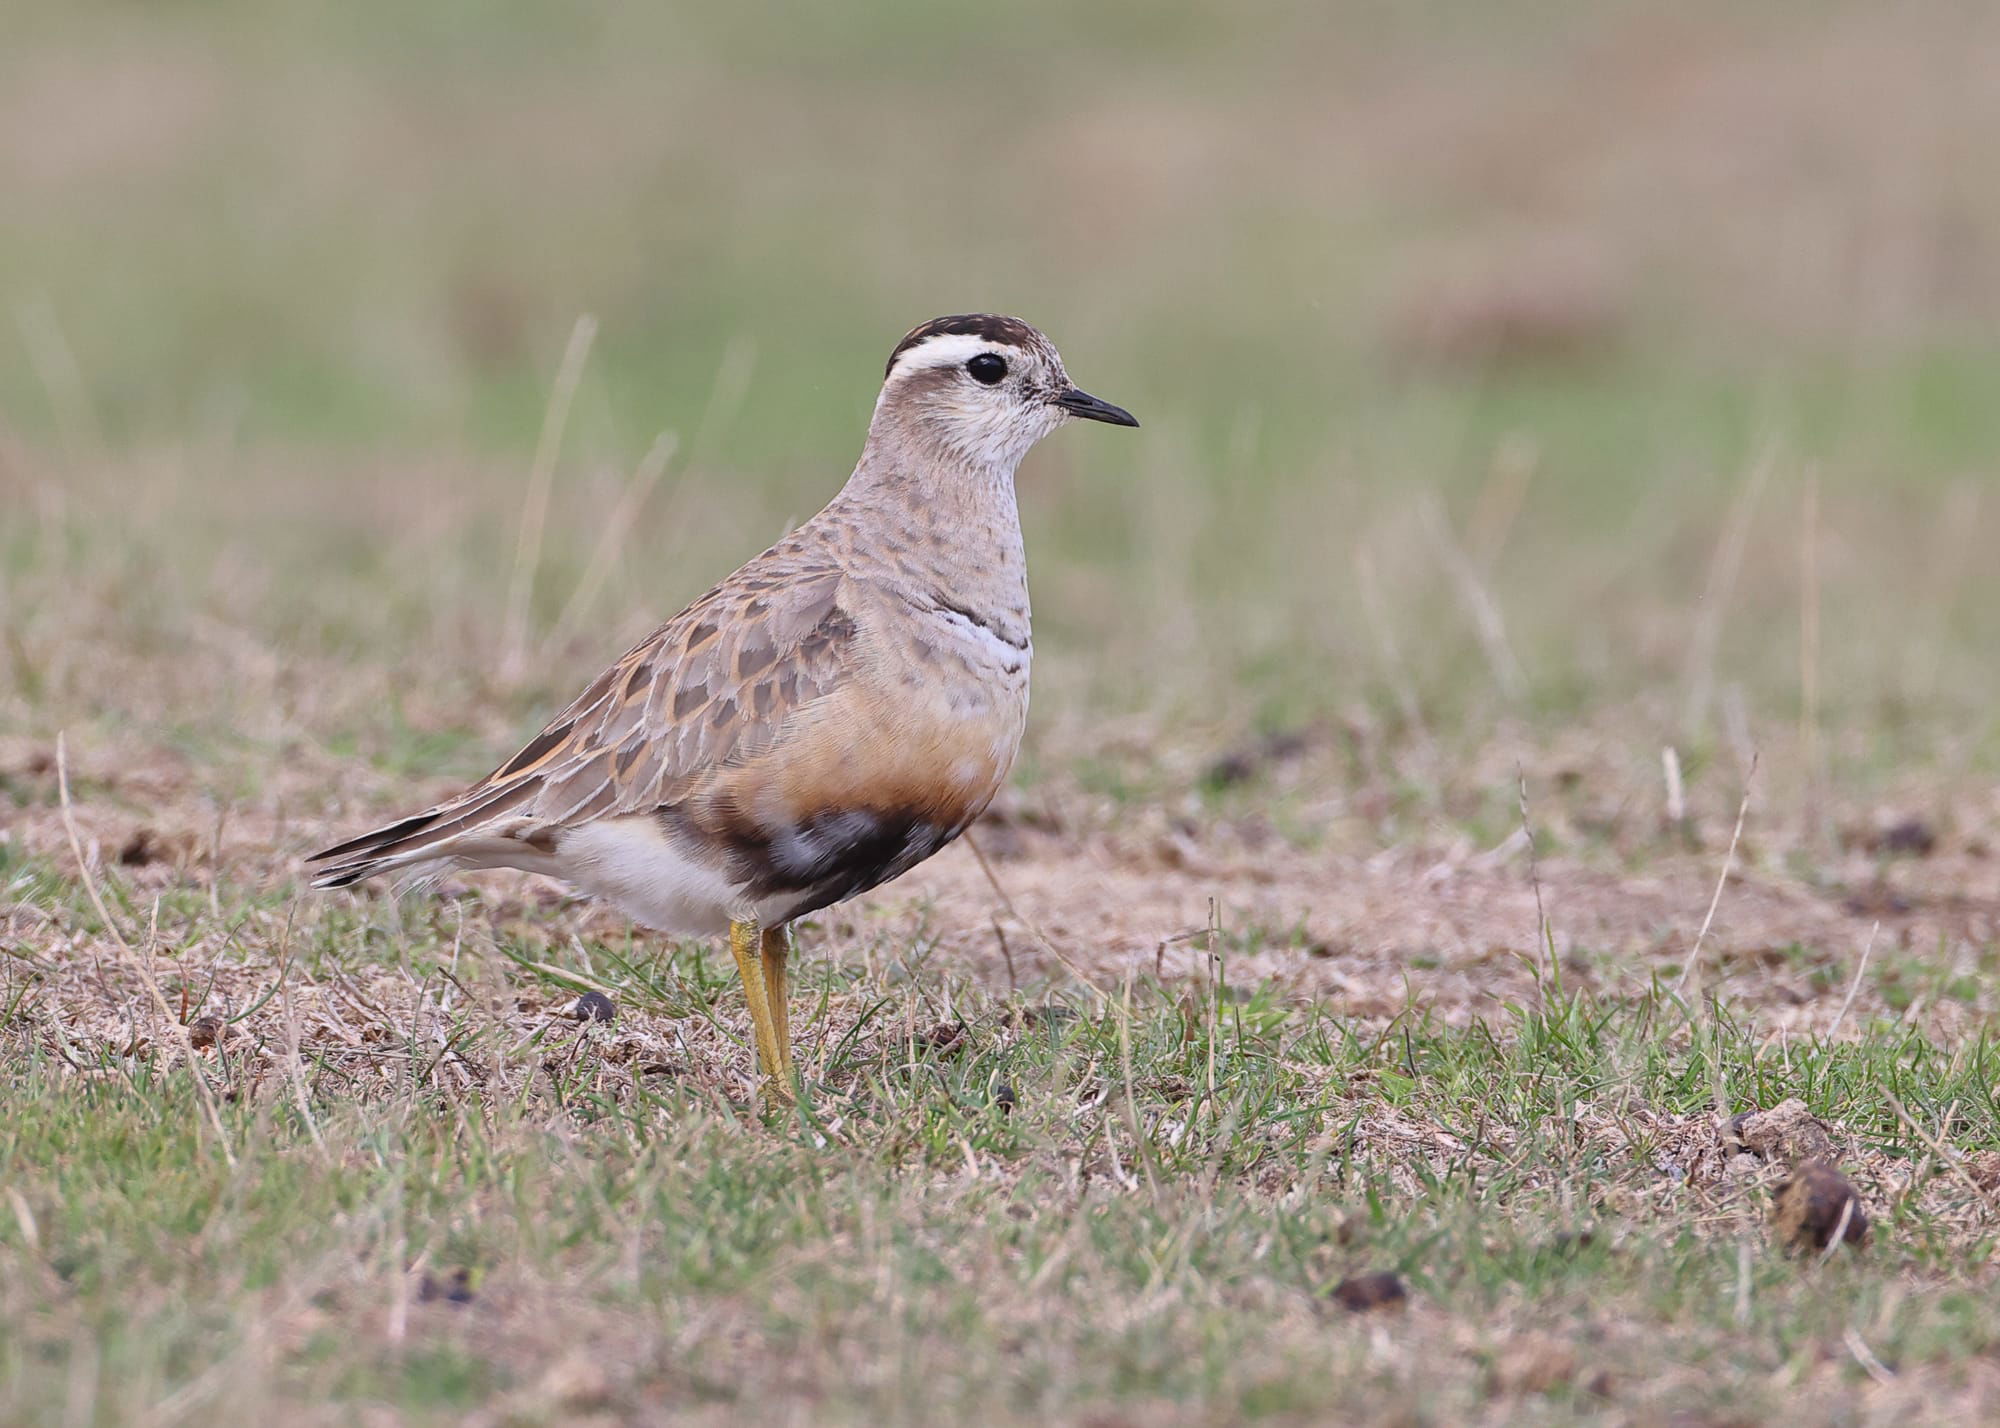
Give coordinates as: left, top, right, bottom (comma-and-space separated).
966, 353, 1007, 385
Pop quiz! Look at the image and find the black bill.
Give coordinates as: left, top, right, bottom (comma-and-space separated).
1053, 387, 1140, 427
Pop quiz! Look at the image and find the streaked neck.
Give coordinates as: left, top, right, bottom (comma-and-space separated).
828, 417, 1031, 615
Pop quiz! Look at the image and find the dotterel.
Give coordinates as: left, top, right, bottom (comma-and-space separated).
309, 314, 1137, 1093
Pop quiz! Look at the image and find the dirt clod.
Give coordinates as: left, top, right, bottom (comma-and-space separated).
1968, 1151, 2000, 1193
1723, 1099, 1837, 1167
418, 1266, 477, 1304
1772, 1161, 1868, 1252
1843, 882, 1914, 918
1329, 1271, 1408, 1313
1848, 814, 1939, 858
924, 1020, 969, 1056
1203, 727, 1315, 789
119, 829, 161, 865
186, 1015, 229, 1050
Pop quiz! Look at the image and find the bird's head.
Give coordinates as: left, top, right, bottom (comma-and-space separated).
873, 314, 1137, 470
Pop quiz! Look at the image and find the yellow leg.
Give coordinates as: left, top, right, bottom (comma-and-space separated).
728, 918, 792, 1099
760, 925, 793, 1085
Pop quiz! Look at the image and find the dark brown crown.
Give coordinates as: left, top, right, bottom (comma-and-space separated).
886, 314, 1047, 376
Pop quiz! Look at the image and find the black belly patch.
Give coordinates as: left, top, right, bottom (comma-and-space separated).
664, 804, 963, 926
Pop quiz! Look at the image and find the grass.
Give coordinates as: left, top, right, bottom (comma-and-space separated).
10, 0, 2000, 1422
6, 872, 1999, 1425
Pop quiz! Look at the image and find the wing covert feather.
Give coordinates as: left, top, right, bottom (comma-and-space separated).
466, 562, 855, 829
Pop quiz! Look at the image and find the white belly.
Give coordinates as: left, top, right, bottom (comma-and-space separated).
557, 816, 747, 936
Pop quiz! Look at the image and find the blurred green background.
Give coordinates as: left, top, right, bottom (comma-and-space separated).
5, 0, 2000, 780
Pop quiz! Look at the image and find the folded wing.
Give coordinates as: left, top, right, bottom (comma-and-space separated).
308, 559, 853, 888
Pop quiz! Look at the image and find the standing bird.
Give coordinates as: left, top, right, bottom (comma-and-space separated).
309, 315, 1137, 1093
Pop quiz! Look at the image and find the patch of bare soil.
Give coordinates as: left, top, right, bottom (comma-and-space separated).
868, 797, 1994, 1036
6, 729, 1994, 1042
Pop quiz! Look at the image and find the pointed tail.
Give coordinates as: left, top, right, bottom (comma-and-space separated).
307, 779, 547, 888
